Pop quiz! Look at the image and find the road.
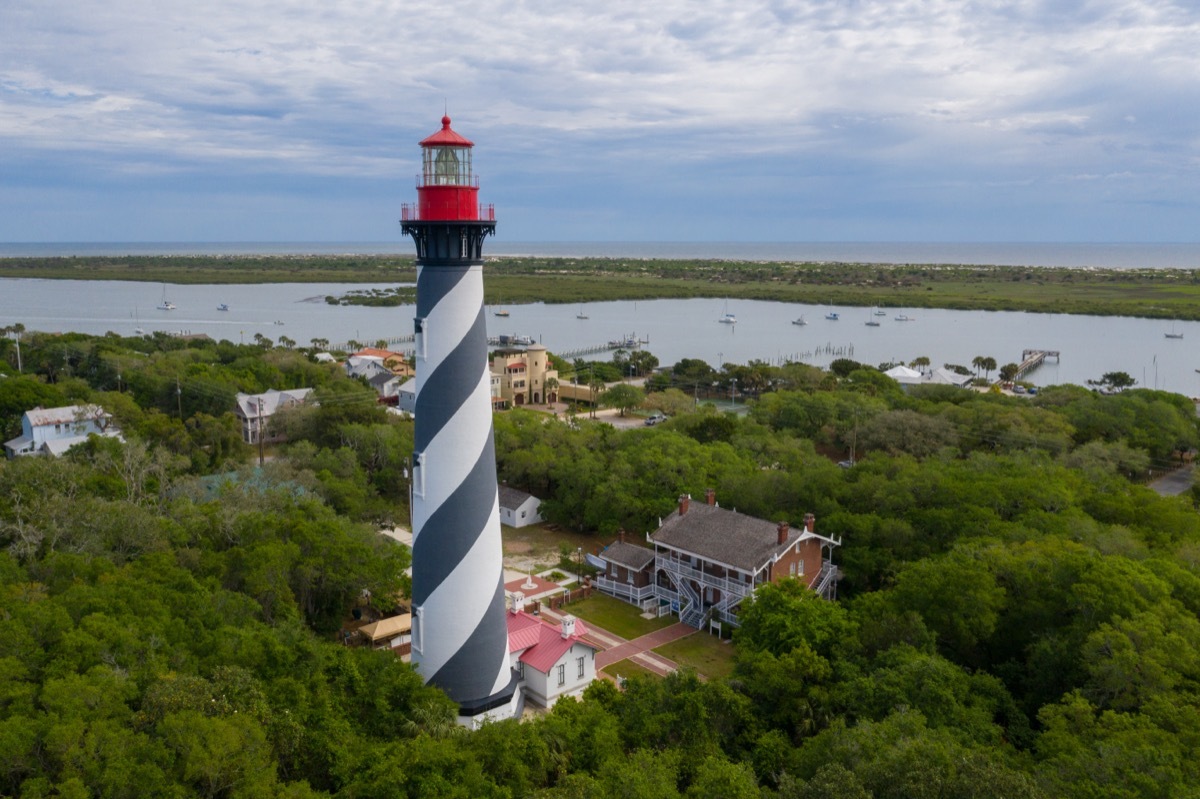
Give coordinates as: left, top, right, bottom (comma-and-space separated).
1149, 465, 1195, 497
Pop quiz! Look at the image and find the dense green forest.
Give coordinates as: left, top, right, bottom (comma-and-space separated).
1, 330, 1199, 797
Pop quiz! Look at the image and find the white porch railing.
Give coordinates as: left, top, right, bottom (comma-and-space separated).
594, 576, 657, 603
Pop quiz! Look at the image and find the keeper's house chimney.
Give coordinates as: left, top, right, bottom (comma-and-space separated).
509, 592, 525, 615
777, 521, 790, 546
678, 494, 690, 515
804, 513, 815, 533
705, 488, 716, 505
561, 614, 577, 639
618, 528, 626, 544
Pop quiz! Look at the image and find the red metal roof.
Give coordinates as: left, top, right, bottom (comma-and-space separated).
419, 115, 474, 148
505, 611, 593, 674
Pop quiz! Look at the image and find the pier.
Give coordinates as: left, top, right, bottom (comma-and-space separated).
1014, 349, 1060, 379
328, 333, 414, 352
557, 333, 648, 361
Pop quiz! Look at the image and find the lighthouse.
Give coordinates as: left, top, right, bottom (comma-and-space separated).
401, 116, 521, 725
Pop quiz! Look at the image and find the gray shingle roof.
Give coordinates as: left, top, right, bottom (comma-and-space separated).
651, 503, 800, 573
498, 485, 536, 511
602, 541, 655, 571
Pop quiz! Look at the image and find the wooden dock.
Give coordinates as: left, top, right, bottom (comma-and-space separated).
1014, 349, 1060, 379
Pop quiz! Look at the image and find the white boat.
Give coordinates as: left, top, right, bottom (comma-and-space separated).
825, 311, 839, 320
895, 313, 914, 321
792, 316, 807, 326
874, 308, 886, 316
719, 312, 737, 324
577, 305, 589, 320
157, 285, 176, 311
217, 303, 229, 311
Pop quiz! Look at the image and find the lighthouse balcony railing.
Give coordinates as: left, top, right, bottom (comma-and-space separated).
401, 203, 495, 222
414, 173, 480, 189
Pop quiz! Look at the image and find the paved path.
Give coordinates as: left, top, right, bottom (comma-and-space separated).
538, 606, 695, 677
1150, 464, 1195, 497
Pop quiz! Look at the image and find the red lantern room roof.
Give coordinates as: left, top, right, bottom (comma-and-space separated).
419, 115, 474, 148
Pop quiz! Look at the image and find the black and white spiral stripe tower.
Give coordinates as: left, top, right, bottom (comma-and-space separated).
400, 116, 520, 725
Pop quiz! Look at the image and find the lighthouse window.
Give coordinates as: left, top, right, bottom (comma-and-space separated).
434, 147, 463, 185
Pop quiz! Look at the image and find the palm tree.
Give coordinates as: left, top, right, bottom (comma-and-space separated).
981, 356, 997, 380
971, 355, 986, 376
910, 356, 931, 373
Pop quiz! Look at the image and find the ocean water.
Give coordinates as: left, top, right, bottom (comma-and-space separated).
3, 241, 1200, 269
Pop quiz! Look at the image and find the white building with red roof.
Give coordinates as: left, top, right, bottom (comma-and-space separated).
506, 593, 598, 708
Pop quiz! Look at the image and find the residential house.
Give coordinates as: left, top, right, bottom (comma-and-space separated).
4, 404, 123, 458
367, 370, 402, 403
592, 531, 655, 605
345, 355, 393, 383
595, 490, 840, 631
233, 388, 314, 445
350, 347, 414, 378
490, 344, 558, 407
499, 485, 543, 528
506, 593, 598, 708
397, 378, 417, 414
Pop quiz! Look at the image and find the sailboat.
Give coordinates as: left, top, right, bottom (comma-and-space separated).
825, 302, 839, 321
1166, 321, 1184, 339
874, 307, 886, 316
157, 285, 176, 311
494, 304, 510, 317
133, 306, 146, 335
576, 305, 589, 320
718, 300, 736, 324
791, 315, 807, 326
865, 314, 881, 327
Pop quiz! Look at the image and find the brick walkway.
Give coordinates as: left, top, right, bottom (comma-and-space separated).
538, 607, 696, 677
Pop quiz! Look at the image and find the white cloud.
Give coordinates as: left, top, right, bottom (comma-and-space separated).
1, 0, 1198, 239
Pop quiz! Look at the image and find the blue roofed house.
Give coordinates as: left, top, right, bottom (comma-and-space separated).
4, 405, 124, 458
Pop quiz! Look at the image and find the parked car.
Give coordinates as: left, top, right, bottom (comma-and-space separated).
644, 412, 667, 426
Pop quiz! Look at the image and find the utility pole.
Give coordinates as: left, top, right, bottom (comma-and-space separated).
176, 378, 183, 418
257, 398, 265, 466
851, 407, 859, 465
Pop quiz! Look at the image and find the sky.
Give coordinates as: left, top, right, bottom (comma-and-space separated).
2, 0, 1198, 244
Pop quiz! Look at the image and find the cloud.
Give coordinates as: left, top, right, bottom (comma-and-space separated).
1, 0, 1199, 240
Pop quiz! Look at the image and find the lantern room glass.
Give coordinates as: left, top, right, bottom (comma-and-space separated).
424, 146, 472, 186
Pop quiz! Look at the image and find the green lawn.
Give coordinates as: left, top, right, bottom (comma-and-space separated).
563, 594, 675, 640
600, 658, 660, 683
654, 633, 737, 681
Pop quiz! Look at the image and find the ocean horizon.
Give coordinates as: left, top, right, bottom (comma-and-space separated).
3, 241, 1200, 269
